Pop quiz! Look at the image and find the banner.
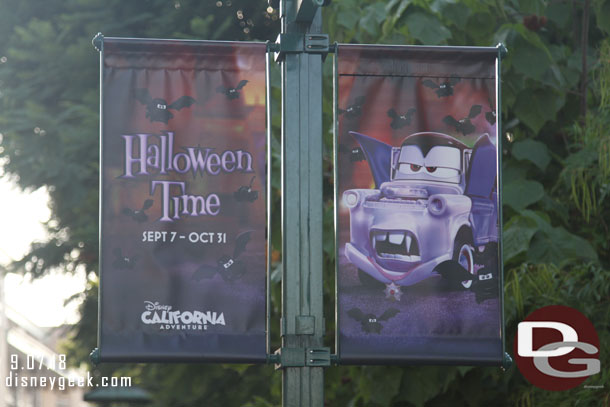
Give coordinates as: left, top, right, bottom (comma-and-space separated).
99, 38, 267, 362
336, 44, 503, 364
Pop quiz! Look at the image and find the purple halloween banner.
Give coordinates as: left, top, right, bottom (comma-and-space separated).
99, 38, 267, 362
336, 45, 503, 364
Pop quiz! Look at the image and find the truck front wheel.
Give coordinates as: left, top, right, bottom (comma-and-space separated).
452, 231, 475, 289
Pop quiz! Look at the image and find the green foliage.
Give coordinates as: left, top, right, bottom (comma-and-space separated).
504, 208, 599, 266
511, 139, 551, 171
125, 363, 281, 407
405, 12, 452, 45
503, 212, 540, 263
559, 86, 610, 223
1, 0, 609, 406
503, 180, 545, 211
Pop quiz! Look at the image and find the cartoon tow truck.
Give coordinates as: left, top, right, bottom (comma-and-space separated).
343, 131, 498, 293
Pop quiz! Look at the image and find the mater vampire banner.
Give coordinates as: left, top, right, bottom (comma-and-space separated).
99, 38, 267, 362
336, 45, 503, 364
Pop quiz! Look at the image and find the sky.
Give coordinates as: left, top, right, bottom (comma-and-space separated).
0, 174, 85, 327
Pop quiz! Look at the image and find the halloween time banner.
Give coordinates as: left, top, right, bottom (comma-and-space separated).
99, 38, 267, 362
336, 45, 503, 364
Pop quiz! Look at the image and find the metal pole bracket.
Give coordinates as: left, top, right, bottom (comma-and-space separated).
89, 347, 101, 366
92, 32, 104, 52
305, 34, 330, 60
306, 347, 331, 367
496, 42, 508, 59
501, 352, 513, 371
273, 33, 303, 62
272, 347, 331, 369
274, 347, 305, 369
272, 33, 330, 62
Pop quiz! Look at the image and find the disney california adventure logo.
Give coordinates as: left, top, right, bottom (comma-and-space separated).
141, 301, 226, 331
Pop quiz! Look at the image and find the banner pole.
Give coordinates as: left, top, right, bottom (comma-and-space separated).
276, 0, 329, 405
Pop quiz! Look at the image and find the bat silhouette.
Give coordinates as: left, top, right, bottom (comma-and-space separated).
422, 77, 460, 97
338, 144, 366, 162
433, 260, 474, 284
338, 96, 365, 118
433, 260, 498, 303
350, 147, 366, 162
192, 231, 252, 282
122, 199, 153, 223
473, 267, 499, 303
470, 241, 499, 303
234, 176, 258, 202
484, 99, 496, 125
347, 307, 399, 334
442, 104, 482, 136
216, 80, 248, 100
387, 107, 416, 129
135, 89, 196, 124
112, 248, 138, 270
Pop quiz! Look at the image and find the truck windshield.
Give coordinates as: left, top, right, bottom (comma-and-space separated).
394, 145, 461, 183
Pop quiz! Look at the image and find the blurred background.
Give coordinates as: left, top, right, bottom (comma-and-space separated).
0, 0, 608, 406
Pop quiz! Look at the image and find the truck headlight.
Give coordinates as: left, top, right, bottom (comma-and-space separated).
343, 191, 359, 208
428, 195, 446, 216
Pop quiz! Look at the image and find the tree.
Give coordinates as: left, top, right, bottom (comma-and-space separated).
1, 0, 608, 405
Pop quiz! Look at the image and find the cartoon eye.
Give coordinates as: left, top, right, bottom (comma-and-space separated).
428, 167, 460, 178
398, 163, 425, 175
